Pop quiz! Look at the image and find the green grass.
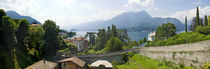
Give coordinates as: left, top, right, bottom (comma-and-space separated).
117, 54, 197, 69
58, 48, 69, 53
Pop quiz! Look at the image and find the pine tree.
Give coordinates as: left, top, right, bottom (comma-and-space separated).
185, 16, 187, 32
204, 15, 208, 26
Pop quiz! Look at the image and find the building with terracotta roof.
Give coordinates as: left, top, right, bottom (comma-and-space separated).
58, 57, 87, 69
30, 22, 41, 27
25, 60, 57, 69
90, 60, 112, 69
66, 36, 88, 51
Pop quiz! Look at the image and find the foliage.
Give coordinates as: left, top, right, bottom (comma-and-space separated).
185, 16, 188, 32
155, 22, 176, 40
24, 26, 45, 60
203, 62, 210, 69
67, 31, 76, 37
121, 52, 134, 63
104, 37, 123, 52
146, 32, 210, 46
196, 25, 210, 35
208, 15, 210, 24
95, 29, 107, 51
204, 15, 208, 26
42, 20, 61, 58
117, 29, 130, 46
126, 40, 138, 49
106, 26, 112, 40
0, 9, 66, 68
95, 25, 130, 51
0, 15, 19, 69
112, 25, 117, 37
195, 6, 200, 30
118, 54, 196, 69
112, 60, 119, 69
85, 32, 96, 46
16, 19, 29, 48
1, 16, 17, 49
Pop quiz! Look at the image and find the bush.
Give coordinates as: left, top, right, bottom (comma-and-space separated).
121, 52, 134, 63
146, 32, 209, 46
203, 62, 210, 69
104, 37, 123, 52
196, 25, 210, 35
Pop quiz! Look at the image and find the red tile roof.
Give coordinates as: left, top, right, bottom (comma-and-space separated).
58, 57, 86, 67
25, 60, 57, 69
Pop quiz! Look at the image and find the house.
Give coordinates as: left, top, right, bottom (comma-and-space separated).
90, 60, 113, 69
25, 60, 58, 69
58, 57, 87, 69
67, 36, 88, 51
30, 22, 41, 27
148, 32, 155, 41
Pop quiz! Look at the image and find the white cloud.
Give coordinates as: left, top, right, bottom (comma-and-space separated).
128, 0, 141, 4
124, 0, 155, 11
0, 0, 42, 22
171, 6, 210, 22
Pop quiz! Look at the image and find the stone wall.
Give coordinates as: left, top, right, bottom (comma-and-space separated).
57, 48, 140, 64
139, 40, 210, 67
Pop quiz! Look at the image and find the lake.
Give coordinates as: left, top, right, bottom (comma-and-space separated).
73, 31, 151, 41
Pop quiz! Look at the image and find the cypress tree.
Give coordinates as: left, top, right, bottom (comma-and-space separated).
185, 16, 187, 32
200, 19, 203, 27
204, 15, 208, 26
195, 6, 200, 31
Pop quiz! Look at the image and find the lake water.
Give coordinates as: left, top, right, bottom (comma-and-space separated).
73, 31, 150, 41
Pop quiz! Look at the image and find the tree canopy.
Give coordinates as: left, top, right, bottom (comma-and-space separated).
104, 37, 123, 52
42, 20, 61, 58
155, 22, 176, 40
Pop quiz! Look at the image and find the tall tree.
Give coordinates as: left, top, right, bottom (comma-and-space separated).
1, 16, 17, 69
112, 25, 117, 37
204, 15, 208, 26
85, 32, 96, 46
117, 29, 130, 46
95, 29, 107, 50
155, 22, 176, 40
200, 19, 203, 27
0, 9, 7, 45
195, 6, 200, 31
104, 37, 122, 52
185, 16, 187, 32
24, 26, 45, 61
106, 26, 112, 40
42, 20, 60, 58
0, 9, 6, 27
16, 19, 29, 47
208, 15, 210, 24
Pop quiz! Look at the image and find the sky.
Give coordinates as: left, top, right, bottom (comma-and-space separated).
0, 0, 210, 29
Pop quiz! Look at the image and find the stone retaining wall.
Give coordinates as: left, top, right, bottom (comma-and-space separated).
139, 40, 210, 67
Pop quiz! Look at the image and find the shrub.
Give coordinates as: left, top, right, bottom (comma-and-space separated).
104, 37, 123, 52
146, 32, 208, 46
203, 62, 210, 69
196, 25, 210, 35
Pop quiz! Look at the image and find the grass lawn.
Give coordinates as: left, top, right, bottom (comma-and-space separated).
117, 54, 197, 69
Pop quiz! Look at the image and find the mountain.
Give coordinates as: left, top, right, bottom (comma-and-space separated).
72, 11, 184, 32
6, 11, 41, 24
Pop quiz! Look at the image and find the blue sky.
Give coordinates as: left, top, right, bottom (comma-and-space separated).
0, 0, 210, 29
